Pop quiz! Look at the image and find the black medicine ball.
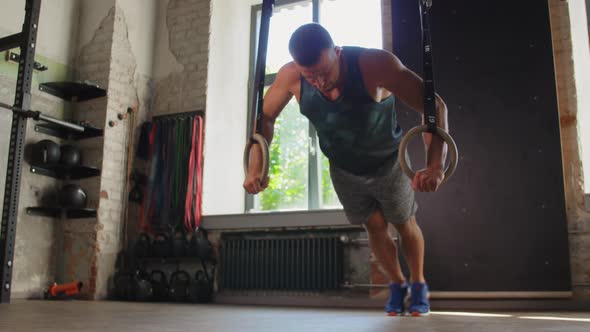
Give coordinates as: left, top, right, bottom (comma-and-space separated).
32, 139, 60, 165
60, 145, 82, 166
58, 184, 87, 209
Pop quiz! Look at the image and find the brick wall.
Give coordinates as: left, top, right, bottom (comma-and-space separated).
63, 4, 153, 299
152, 0, 211, 116
53, 0, 209, 299
58, 6, 115, 298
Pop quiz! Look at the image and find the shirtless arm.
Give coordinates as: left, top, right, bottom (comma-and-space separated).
366, 49, 448, 192
244, 64, 296, 194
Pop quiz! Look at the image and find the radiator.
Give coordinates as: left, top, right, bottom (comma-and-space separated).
221, 236, 344, 291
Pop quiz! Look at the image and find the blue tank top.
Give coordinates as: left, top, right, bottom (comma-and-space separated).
299, 46, 403, 175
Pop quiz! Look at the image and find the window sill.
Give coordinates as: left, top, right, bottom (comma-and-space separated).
202, 208, 355, 230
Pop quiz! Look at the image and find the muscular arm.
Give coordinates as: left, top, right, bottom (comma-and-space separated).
368, 49, 448, 170
257, 67, 294, 144
245, 64, 295, 193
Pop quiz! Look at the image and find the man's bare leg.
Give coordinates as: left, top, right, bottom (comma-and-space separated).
393, 216, 425, 283
364, 209, 405, 284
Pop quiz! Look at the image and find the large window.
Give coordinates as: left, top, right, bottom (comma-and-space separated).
247, 0, 383, 212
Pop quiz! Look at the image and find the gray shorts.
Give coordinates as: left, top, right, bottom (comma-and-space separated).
329, 156, 418, 225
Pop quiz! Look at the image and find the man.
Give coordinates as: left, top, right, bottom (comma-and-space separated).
243, 23, 448, 316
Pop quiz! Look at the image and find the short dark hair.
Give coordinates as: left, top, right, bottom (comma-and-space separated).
288, 23, 334, 67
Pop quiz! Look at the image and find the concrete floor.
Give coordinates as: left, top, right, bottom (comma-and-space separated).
1, 300, 590, 332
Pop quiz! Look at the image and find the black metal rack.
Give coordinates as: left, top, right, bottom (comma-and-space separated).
27, 98, 106, 216
0, 0, 42, 303
0, 0, 107, 303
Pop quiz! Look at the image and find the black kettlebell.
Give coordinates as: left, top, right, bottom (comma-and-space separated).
172, 231, 187, 257
60, 144, 82, 167
58, 184, 87, 209
187, 274, 200, 303
150, 270, 169, 302
196, 270, 214, 303
188, 270, 214, 303
189, 228, 212, 260
151, 232, 172, 258
168, 270, 191, 302
32, 139, 60, 165
133, 233, 151, 258
132, 269, 153, 302
113, 271, 134, 301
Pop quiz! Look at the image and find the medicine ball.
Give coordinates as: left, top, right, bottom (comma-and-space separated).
60, 145, 81, 166
32, 139, 60, 165
58, 184, 87, 209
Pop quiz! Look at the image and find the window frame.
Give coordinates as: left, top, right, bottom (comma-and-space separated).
244, 0, 383, 214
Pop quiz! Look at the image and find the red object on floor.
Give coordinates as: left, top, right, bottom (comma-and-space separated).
47, 281, 83, 298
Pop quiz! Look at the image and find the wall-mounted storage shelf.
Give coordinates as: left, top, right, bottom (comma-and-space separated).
34, 122, 103, 140
39, 81, 106, 102
31, 81, 105, 218
30, 164, 101, 180
26, 207, 97, 219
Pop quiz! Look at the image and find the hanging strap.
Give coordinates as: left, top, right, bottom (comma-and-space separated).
419, 0, 437, 133
194, 116, 204, 229
249, 0, 274, 137
153, 119, 169, 230
397, 0, 459, 184
243, 0, 273, 181
184, 117, 198, 233
139, 121, 158, 232
172, 117, 186, 229
179, 117, 191, 226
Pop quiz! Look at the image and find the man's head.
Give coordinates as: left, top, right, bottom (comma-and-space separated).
289, 23, 341, 92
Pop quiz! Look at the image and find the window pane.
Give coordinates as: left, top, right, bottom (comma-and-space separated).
255, 97, 310, 211
320, 0, 383, 49
266, 1, 313, 74
321, 154, 342, 208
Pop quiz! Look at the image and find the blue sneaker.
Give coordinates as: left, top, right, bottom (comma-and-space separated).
409, 282, 430, 316
385, 282, 408, 316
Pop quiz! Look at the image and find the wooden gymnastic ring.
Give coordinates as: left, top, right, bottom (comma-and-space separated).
243, 133, 269, 181
398, 125, 458, 185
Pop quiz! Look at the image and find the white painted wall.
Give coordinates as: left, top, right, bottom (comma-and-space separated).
203, 0, 260, 215
77, 0, 116, 52
0, 0, 80, 64
116, 0, 158, 76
